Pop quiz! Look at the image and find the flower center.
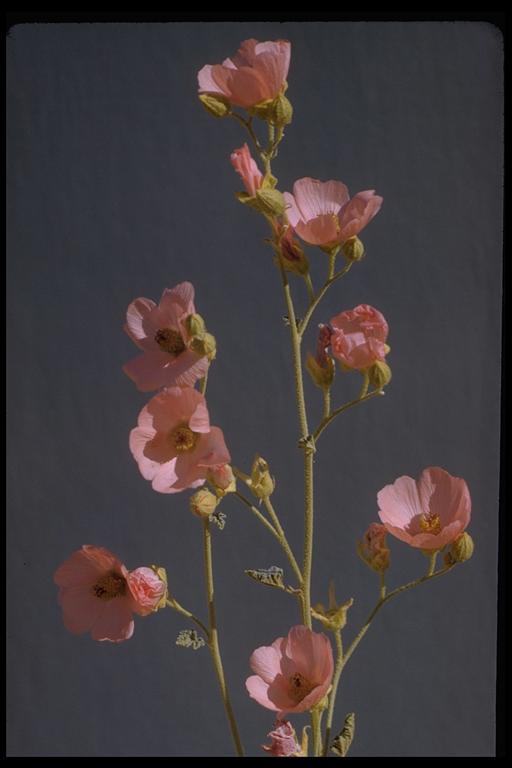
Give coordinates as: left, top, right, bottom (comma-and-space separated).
419, 512, 441, 535
288, 672, 315, 703
170, 425, 198, 453
154, 327, 186, 356
92, 571, 126, 601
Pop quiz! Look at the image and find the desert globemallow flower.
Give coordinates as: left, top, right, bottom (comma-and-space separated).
330, 304, 389, 371
263, 720, 305, 757
129, 386, 230, 494
123, 282, 210, 392
54, 546, 167, 642
246, 625, 334, 716
377, 467, 472, 551
198, 38, 291, 109
284, 177, 382, 248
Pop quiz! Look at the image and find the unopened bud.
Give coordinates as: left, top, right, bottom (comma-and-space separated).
190, 488, 218, 519
198, 93, 231, 118
271, 93, 293, 126
248, 456, 275, 499
306, 353, 335, 389
357, 523, 390, 574
280, 230, 309, 275
444, 532, 474, 565
184, 313, 206, 338
190, 332, 217, 360
342, 236, 365, 262
207, 464, 236, 497
255, 188, 286, 217
368, 360, 392, 389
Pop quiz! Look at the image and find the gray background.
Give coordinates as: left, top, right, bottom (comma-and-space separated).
6, 22, 502, 757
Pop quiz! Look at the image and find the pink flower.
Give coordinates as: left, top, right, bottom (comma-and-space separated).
198, 38, 291, 109
123, 282, 209, 392
263, 720, 302, 757
284, 178, 383, 247
129, 386, 230, 494
54, 546, 138, 642
127, 567, 167, 616
377, 467, 472, 550
330, 304, 389, 370
246, 625, 334, 716
231, 144, 263, 196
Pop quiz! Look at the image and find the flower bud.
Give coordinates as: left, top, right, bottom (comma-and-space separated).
190, 488, 218, 519
189, 332, 217, 360
248, 456, 275, 499
306, 353, 335, 389
207, 464, 236, 497
255, 188, 286, 217
342, 235, 365, 262
271, 93, 293, 126
128, 566, 168, 615
357, 523, 390, 573
444, 532, 474, 565
311, 596, 353, 632
198, 92, 231, 118
184, 313, 206, 338
279, 229, 309, 276
368, 360, 392, 389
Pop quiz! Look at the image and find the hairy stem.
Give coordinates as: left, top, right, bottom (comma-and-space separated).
323, 630, 343, 755
298, 263, 353, 338
313, 389, 384, 442
203, 520, 244, 757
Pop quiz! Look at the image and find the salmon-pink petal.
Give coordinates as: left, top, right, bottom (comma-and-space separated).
145, 389, 183, 433
254, 40, 291, 91
90, 599, 135, 643
266, 675, 298, 713
295, 215, 341, 246
143, 430, 177, 464
125, 297, 156, 347
129, 428, 161, 481
290, 679, 332, 714
195, 427, 231, 467
250, 646, 283, 684
151, 459, 179, 494
159, 350, 209, 390
59, 587, 103, 634
246, 675, 280, 711
293, 178, 349, 221
189, 399, 211, 434
409, 521, 464, 550
212, 65, 269, 108
231, 38, 259, 67
159, 282, 196, 327
197, 64, 226, 95
54, 547, 111, 587
283, 192, 302, 227
420, 467, 471, 529
338, 191, 383, 241
123, 351, 171, 392
378, 476, 423, 528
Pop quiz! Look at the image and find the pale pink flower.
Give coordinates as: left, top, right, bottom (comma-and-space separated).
129, 386, 230, 494
263, 720, 302, 757
123, 282, 209, 392
127, 567, 167, 616
198, 38, 291, 109
284, 178, 382, 247
231, 144, 263, 196
330, 304, 389, 371
377, 467, 472, 550
246, 625, 334, 716
54, 546, 138, 642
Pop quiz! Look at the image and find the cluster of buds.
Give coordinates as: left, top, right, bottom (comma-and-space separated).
306, 323, 335, 389
184, 312, 217, 361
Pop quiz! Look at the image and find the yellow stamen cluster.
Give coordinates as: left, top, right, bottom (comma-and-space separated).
288, 672, 315, 703
155, 327, 186, 356
171, 425, 198, 453
419, 512, 441, 535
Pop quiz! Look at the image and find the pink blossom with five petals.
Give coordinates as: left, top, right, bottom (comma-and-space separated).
129, 386, 230, 494
123, 282, 209, 392
377, 467, 471, 550
246, 625, 334, 716
198, 38, 291, 109
284, 178, 382, 248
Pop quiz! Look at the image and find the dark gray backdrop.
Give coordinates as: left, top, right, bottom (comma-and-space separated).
6, 22, 502, 757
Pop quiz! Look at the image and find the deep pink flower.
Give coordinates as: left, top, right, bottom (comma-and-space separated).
231, 144, 263, 196
129, 386, 230, 494
246, 625, 334, 716
123, 282, 209, 392
263, 720, 303, 757
127, 567, 167, 616
284, 178, 382, 248
198, 38, 291, 109
377, 467, 472, 550
54, 546, 138, 642
330, 304, 389, 371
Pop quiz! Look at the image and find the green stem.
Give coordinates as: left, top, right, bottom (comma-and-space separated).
323, 630, 343, 756
322, 387, 331, 420
341, 565, 453, 675
304, 272, 315, 304
165, 598, 209, 639
311, 709, 322, 757
233, 489, 278, 538
359, 371, 369, 399
327, 247, 339, 280
302, 447, 314, 628
427, 551, 438, 576
263, 497, 303, 585
199, 371, 208, 396
230, 113, 264, 159
202, 520, 244, 757
298, 263, 353, 338
313, 389, 384, 442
